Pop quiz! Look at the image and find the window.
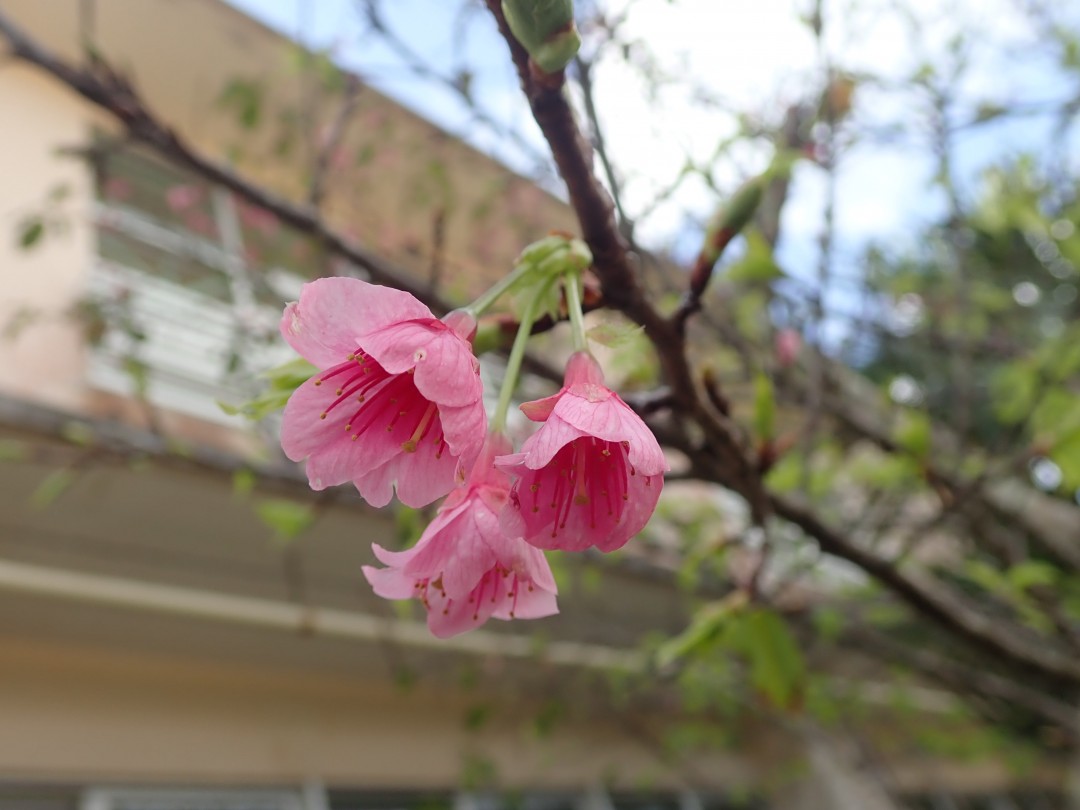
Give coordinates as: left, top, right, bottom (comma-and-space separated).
79, 787, 320, 810
86, 144, 314, 425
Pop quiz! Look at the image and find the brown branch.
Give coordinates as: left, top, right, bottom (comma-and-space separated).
483, 4, 1080, 690
772, 493, 1080, 686
670, 222, 741, 336
574, 55, 631, 237
308, 75, 362, 209
823, 378, 1080, 573
853, 627, 1080, 742
484, 0, 768, 525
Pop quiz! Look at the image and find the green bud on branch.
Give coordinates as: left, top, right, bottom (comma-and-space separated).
501, 0, 581, 74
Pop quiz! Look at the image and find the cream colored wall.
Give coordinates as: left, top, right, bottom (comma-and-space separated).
0, 637, 758, 791
0, 64, 97, 413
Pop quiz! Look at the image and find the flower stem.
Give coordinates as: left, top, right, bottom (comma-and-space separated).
564, 271, 588, 353
465, 261, 535, 318
491, 279, 553, 433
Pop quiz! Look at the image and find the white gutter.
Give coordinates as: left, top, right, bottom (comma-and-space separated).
0, 558, 645, 672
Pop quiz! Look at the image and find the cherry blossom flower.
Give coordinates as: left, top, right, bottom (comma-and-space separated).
362, 433, 558, 637
775, 328, 802, 368
280, 277, 486, 508
497, 351, 668, 553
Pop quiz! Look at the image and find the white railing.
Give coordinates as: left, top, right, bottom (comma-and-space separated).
85, 199, 298, 426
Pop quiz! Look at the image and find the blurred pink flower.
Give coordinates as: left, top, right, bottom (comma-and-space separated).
362, 433, 558, 637
775, 328, 802, 368
165, 183, 202, 212
102, 177, 132, 202
497, 351, 668, 553
280, 278, 485, 508
237, 201, 280, 237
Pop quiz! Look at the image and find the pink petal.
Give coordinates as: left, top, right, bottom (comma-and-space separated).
279, 377, 392, 488
519, 391, 561, 422
439, 400, 487, 461
362, 563, 417, 600
514, 415, 590, 470
492, 585, 558, 620
426, 590, 498, 638
563, 351, 607, 387
354, 443, 460, 509
403, 508, 496, 598
412, 333, 484, 408
502, 539, 559, 595
594, 472, 664, 553
280, 278, 432, 368
370, 542, 417, 568
362, 324, 483, 408
551, 395, 668, 474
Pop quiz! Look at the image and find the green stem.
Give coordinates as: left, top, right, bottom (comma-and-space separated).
491, 279, 553, 432
465, 261, 535, 318
564, 271, 588, 353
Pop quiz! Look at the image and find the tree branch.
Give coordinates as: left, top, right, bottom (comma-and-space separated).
772, 493, 1080, 685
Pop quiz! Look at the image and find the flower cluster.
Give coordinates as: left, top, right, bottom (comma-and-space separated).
280, 271, 667, 637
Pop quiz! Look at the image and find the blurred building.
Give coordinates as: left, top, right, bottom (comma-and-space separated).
0, 1, 760, 807
0, 2, 1069, 809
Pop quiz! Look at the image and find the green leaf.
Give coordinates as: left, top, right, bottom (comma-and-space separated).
894, 410, 931, 459
60, 421, 96, 447
725, 231, 784, 284
463, 703, 492, 731
254, 498, 314, 542
656, 591, 748, 669
31, 468, 76, 509
0, 439, 28, 462
989, 361, 1038, 425
232, 468, 257, 499
1051, 431, 1080, 489
764, 450, 803, 492
586, 321, 644, 348
752, 373, 776, 442
739, 608, 806, 710
1007, 561, 1058, 592
812, 606, 845, 642
1031, 391, 1080, 444
219, 357, 317, 421
849, 454, 920, 489
218, 78, 264, 130
17, 217, 44, 250
532, 699, 565, 738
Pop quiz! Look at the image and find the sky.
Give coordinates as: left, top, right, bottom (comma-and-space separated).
223, 0, 1079, 342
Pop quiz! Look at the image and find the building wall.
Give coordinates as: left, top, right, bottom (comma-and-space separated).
0, 63, 98, 413
0, 636, 760, 791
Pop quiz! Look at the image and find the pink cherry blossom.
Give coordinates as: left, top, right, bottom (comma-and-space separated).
497, 351, 668, 553
775, 328, 802, 368
362, 433, 558, 638
280, 277, 486, 508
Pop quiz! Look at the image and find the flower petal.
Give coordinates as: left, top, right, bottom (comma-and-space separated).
362, 323, 483, 408
492, 585, 558, 620
403, 507, 496, 599
362, 562, 417, 600
514, 414, 590, 470
439, 400, 487, 462
280, 278, 432, 368
551, 395, 668, 474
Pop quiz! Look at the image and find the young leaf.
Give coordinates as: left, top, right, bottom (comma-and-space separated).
254, 498, 314, 543
740, 608, 806, 710
752, 373, 776, 442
